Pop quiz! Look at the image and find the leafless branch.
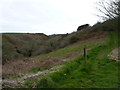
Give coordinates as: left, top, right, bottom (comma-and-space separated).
96, 0, 120, 20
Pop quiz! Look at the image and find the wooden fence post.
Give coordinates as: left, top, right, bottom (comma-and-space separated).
84, 45, 87, 63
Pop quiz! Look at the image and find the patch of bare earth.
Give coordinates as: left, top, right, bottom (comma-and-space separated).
3, 65, 63, 88
3, 57, 60, 78
2, 51, 84, 88
3, 50, 84, 79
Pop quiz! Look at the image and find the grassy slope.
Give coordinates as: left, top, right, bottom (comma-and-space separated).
23, 31, 119, 88
36, 35, 108, 60
50, 32, 118, 88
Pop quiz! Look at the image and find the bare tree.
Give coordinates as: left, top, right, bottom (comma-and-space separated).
96, 0, 120, 20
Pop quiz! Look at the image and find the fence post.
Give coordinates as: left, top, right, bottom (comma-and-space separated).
84, 45, 87, 62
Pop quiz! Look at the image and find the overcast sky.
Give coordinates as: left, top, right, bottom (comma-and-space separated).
0, 0, 100, 35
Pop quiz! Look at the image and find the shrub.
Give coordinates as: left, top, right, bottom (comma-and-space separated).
2, 41, 24, 64
18, 41, 39, 57
32, 46, 50, 56
46, 38, 60, 50
69, 35, 79, 44
59, 40, 69, 48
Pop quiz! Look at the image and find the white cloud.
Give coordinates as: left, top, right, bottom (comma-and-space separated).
0, 0, 99, 35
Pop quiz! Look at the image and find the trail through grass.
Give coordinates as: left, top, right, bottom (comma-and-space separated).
23, 31, 119, 88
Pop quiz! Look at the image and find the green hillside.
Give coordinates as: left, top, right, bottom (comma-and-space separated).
2, 17, 119, 88
21, 17, 119, 88
22, 30, 119, 88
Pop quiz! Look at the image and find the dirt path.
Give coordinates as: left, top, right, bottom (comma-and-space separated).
2, 65, 63, 88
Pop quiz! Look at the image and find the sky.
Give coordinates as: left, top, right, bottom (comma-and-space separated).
0, 0, 100, 35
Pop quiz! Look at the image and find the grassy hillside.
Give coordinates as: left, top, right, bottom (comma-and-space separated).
2, 17, 119, 88
23, 31, 119, 88
2, 26, 103, 64
3, 16, 118, 64
21, 17, 119, 88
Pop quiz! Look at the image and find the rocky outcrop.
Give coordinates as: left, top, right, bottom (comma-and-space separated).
108, 47, 119, 62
